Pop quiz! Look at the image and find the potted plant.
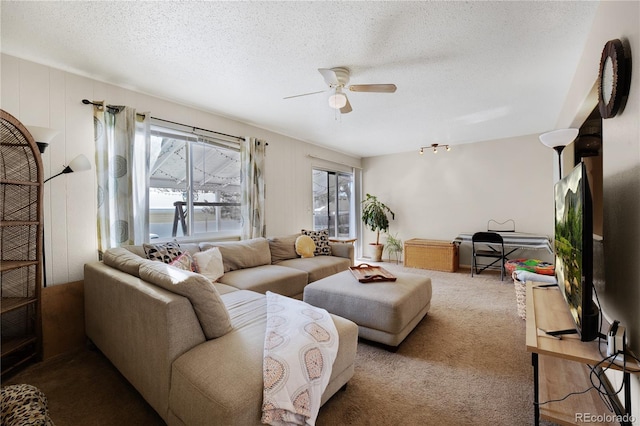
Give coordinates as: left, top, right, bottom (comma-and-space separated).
385, 233, 403, 264
361, 193, 395, 262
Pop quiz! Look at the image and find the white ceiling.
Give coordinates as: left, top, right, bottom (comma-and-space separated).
1, 1, 599, 158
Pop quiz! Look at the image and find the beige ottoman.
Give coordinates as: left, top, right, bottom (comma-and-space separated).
303, 270, 432, 348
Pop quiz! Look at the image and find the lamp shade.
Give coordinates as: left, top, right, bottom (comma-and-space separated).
328, 89, 347, 109
67, 154, 91, 173
26, 125, 59, 143
539, 128, 579, 148
26, 125, 59, 153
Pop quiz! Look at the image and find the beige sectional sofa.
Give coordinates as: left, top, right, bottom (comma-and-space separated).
84, 236, 358, 425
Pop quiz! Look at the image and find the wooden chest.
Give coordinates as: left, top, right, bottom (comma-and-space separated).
404, 239, 459, 272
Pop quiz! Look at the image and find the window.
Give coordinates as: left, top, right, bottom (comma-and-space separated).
148, 124, 241, 239
312, 169, 353, 238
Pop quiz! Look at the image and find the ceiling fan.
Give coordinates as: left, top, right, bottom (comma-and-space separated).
284, 67, 397, 114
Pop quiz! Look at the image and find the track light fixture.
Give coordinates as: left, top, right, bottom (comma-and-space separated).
419, 143, 450, 155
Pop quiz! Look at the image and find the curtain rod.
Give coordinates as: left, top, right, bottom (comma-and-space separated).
82, 99, 244, 141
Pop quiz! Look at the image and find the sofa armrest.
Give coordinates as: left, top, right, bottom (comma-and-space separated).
329, 243, 354, 266
84, 262, 205, 421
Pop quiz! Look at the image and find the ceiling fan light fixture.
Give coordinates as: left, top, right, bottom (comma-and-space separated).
328, 88, 347, 109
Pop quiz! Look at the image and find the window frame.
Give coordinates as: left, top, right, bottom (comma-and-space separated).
147, 120, 242, 241
312, 167, 355, 239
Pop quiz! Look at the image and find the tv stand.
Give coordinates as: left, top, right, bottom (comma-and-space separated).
526, 281, 639, 426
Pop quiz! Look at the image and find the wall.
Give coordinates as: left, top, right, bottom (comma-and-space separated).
362, 134, 555, 265
0, 53, 362, 286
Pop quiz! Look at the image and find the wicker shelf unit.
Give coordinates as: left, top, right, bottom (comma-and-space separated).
1, 109, 44, 378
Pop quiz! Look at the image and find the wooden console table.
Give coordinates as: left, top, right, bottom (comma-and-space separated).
526, 282, 639, 425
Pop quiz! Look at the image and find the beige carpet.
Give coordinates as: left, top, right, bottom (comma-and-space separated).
4, 264, 542, 425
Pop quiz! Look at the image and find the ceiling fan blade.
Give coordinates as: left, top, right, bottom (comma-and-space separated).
340, 96, 352, 114
283, 90, 326, 100
348, 84, 397, 93
318, 68, 340, 86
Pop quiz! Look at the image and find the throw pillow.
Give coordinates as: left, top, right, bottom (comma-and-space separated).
1, 384, 53, 426
192, 247, 225, 282
139, 261, 233, 340
295, 235, 316, 258
143, 241, 183, 264
301, 229, 332, 256
169, 252, 197, 272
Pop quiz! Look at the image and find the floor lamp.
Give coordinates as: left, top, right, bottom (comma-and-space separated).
539, 128, 579, 178
41, 154, 92, 286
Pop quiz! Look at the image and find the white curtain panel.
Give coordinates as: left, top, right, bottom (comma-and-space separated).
93, 102, 150, 255
241, 137, 266, 239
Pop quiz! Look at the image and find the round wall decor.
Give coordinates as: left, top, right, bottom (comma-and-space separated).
598, 39, 630, 119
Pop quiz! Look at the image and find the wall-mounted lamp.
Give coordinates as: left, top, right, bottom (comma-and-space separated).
539, 128, 579, 177
420, 143, 450, 155
328, 88, 347, 109
44, 154, 92, 183
26, 125, 59, 153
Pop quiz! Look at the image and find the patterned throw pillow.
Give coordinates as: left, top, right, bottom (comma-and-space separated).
1, 384, 54, 426
143, 241, 183, 264
169, 252, 198, 272
301, 229, 332, 256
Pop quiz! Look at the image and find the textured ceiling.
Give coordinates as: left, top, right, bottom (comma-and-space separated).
1, 1, 599, 157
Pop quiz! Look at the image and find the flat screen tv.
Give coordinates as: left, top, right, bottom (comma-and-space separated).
554, 162, 599, 341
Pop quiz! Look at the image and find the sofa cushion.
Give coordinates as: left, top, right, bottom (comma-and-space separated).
268, 234, 300, 263
200, 238, 271, 272
143, 241, 184, 264
102, 247, 147, 277
139, 261, 232, 339
177, 243, 200, 255
122, 244, 147, 258
277, 256, 351, 283
217, 265, 308, 298
301, 229, 332, 256
295, 235, 315, 258
214, 282, 239, 295
193, 247, 225, 282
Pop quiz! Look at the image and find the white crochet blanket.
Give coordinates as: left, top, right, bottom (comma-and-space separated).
261, 292, 339, 426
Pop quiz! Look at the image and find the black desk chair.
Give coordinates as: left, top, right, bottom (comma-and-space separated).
471, 232, 506, 281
